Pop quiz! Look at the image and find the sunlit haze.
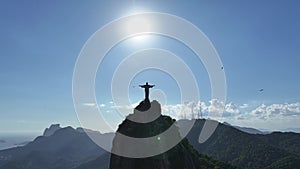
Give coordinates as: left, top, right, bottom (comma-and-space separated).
1, 1, 300, 133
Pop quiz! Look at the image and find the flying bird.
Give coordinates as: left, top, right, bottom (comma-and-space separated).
258, 89, 264, 92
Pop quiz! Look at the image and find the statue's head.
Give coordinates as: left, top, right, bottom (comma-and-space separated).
146, 82, 148, 85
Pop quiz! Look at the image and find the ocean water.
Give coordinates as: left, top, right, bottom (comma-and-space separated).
0, 133, 39, 150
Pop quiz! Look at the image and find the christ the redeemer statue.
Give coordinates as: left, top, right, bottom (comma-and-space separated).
139, 82, 155, 100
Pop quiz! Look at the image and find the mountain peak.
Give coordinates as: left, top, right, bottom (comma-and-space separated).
109, 99, 235, 169
43, 124, 61, 137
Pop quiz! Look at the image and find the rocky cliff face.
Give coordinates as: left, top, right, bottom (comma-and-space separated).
109, 100, 203, 169
43, 124, 61, 137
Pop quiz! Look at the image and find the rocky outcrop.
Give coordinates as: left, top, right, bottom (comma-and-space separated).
109, 100, 203, 169
43, 124, 61, 137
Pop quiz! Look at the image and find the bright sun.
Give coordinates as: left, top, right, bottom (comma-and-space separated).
130, 34, 152, 43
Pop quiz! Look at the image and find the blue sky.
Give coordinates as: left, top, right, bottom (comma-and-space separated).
1, 0, 300, 133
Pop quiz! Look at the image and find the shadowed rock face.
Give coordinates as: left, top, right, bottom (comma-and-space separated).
109, 100, 200, 169
43, 124, 61, 137
135, 98, 151, 111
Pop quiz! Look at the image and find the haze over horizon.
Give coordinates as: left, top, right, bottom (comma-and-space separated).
1, 1, 300, 133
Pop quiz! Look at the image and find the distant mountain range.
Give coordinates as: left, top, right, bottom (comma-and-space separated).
223, 122, 270, 134
0, 126, 106, 169
281, 127, 300, 133
0, 119, 299, 169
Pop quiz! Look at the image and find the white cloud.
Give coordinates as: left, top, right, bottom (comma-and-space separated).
160, 99, 240, 120
225, 102, 240, 116
208, 99, 224, 115
105, 99, 300, 130
82, 103, 106, 108
82, 103, 97, 107
239, 104, 248, 109
161, 100, 300, 123
101, 99, 300, 131
99, 104, 106, 107
225, 103, 240, 113
250, 102, 300, 119
110, 102, 140, 116
228, 102, 300, 131
161, 99, 225, 119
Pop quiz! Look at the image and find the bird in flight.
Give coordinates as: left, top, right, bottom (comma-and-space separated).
258, 89, 264, 92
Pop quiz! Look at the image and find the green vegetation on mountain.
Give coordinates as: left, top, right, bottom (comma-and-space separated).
110, 104, 237, 169
263, 156, 300, 169
186, 119, 300, 169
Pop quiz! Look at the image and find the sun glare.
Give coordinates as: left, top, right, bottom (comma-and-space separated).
124, 16, 154, 35
120, 8, 156, 46
130, 34, 152, 43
